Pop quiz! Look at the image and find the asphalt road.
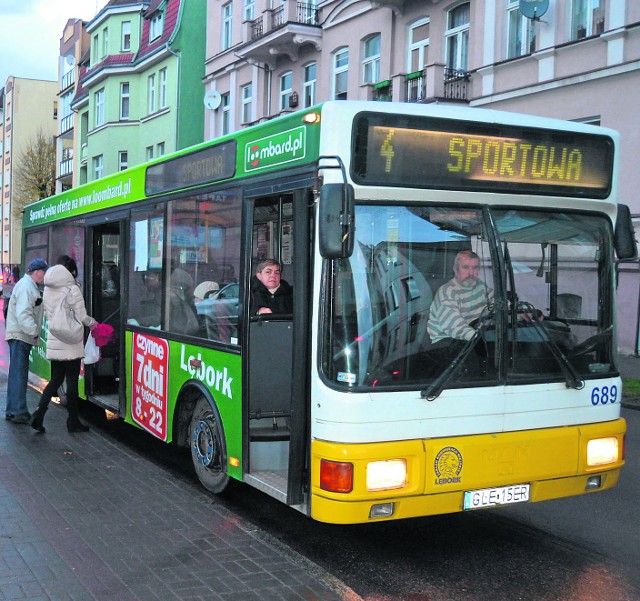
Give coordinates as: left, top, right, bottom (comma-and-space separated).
79, 402, 639, 601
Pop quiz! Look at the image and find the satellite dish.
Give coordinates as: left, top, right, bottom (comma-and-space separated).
204, 89, 222, 110
519, 0, 549, 19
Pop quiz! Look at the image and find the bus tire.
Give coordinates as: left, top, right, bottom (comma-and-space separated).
189, 396, 229, 494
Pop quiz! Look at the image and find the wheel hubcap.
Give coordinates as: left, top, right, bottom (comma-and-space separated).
192, 418, 216, 468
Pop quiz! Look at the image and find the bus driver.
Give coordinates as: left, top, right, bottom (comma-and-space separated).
427, 250, 494, 352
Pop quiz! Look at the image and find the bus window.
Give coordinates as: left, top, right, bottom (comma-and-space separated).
51, 222, 85, 284
127, 205, 164, 329
322, 205, 496, 388
170, 191, 241, 342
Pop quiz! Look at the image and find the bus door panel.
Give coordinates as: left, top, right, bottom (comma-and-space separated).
246, 190, 311, 507
87, 222, 124, 412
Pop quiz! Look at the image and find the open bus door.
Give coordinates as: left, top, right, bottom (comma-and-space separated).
245, 189, 311, 509
86, 220, 125, 414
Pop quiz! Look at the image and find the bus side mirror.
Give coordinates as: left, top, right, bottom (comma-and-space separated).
319, 183, 355, 258
614, 204, 638, 261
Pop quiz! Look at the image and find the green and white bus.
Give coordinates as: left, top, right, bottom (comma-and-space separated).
23, 101, 636, 523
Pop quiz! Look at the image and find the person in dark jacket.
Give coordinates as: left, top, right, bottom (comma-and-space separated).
250, 259, 293, 315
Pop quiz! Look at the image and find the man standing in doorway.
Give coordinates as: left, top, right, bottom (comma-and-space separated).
5, 258, 48, 423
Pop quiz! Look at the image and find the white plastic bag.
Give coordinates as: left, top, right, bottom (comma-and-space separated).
84, 333, 100, 364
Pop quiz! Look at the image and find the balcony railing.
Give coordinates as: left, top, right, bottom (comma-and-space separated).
251, 16, 264, 39
272, 4, 285, 28
405, 70, 426, 102
60, 113, 74, 134
443, 67, 469, 101
249, 2, 319, 41
403, 66, 469, 103
61, 70, 75, 91
59, 157, 73, 178
371, 80, 392, 102
297, 2, 318, 25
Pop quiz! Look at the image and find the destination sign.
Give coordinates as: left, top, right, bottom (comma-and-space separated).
145, 140, 236, 196
352, 114, 614, 198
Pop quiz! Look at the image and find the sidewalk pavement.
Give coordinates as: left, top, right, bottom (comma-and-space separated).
2, 325, 639, 601
0, 329, 347, 600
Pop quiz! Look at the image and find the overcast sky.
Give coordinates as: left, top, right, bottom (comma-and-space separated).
0, 0, 109, 89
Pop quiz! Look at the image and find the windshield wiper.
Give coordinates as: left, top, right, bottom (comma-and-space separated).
518, 301, 584, 390
421, 304, 496, 401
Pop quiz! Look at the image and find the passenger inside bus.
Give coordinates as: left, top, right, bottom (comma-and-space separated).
250, 259, 293, 315
168, 262, 200, 335
128, 269, 162, 328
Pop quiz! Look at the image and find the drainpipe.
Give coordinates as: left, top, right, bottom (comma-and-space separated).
167, 44, 181, 148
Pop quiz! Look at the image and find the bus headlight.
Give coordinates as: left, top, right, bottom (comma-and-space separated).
367, 459, 407, 492
587, 437, 619, 467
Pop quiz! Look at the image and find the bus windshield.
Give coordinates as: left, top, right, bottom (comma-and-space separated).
322, 205, 615, 390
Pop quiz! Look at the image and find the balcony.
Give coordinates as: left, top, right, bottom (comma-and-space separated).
60, 70, 75, 92
238, 1, 322, 67
58, 148, 74, 179
402, 64, 470, 103
60, 113, 74, 136
369, 80, 392, 102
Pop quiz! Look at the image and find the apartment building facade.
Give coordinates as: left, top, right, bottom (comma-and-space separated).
57, 18, 91, 194
202, 0, 640, 354
70, 0, 206, 185
0, 77, 58, 275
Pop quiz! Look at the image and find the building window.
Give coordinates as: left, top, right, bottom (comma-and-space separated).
508, 1, 536, 57
118, 151, 128, 171
148, 74, 156, 114
362, 34, 381, 84
241, 83, 252, 123
120, 82, 130, 120
102, 27, 109, 57
146, 146, 154, 161
159, 68, 168, 108
333, 47, 349, 100
572, 0, 604, 39
244, 0, 255, 22
122, 21, 131, 51
93, 155, 104, 180
222, 3, 233, 50
92, 35, 99, 64
303, 62, 316, 108
157, 142, 165, 156
280, 71, 293, 110
221, 93, 230, 135
408, 18, 430, 72
95, 88, 105, 127
445, 3, 470, 72
150, 11, 164, 41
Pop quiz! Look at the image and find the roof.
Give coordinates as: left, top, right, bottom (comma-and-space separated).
138, 0, 181, 61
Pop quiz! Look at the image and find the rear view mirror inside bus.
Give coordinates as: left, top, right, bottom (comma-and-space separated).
614, 203, 638, 261
319, 183, 355, 259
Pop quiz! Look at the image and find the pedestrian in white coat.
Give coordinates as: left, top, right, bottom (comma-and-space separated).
31, 255, 97, 433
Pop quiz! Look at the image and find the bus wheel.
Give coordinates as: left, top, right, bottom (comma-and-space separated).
189, 397, 229, 494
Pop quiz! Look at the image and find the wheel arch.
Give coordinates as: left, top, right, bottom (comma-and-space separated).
173, 380, 221, 448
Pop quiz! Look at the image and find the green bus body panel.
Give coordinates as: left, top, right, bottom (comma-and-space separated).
23, 107, 323, 228
125, 331, 243, 481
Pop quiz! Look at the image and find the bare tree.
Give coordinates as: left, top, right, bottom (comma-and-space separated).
12, 127, 56, 221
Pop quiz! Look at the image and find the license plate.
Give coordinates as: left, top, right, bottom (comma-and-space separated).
463, 483, 530, 510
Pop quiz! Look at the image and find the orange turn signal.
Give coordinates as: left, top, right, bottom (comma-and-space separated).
320, 459, 353, 493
